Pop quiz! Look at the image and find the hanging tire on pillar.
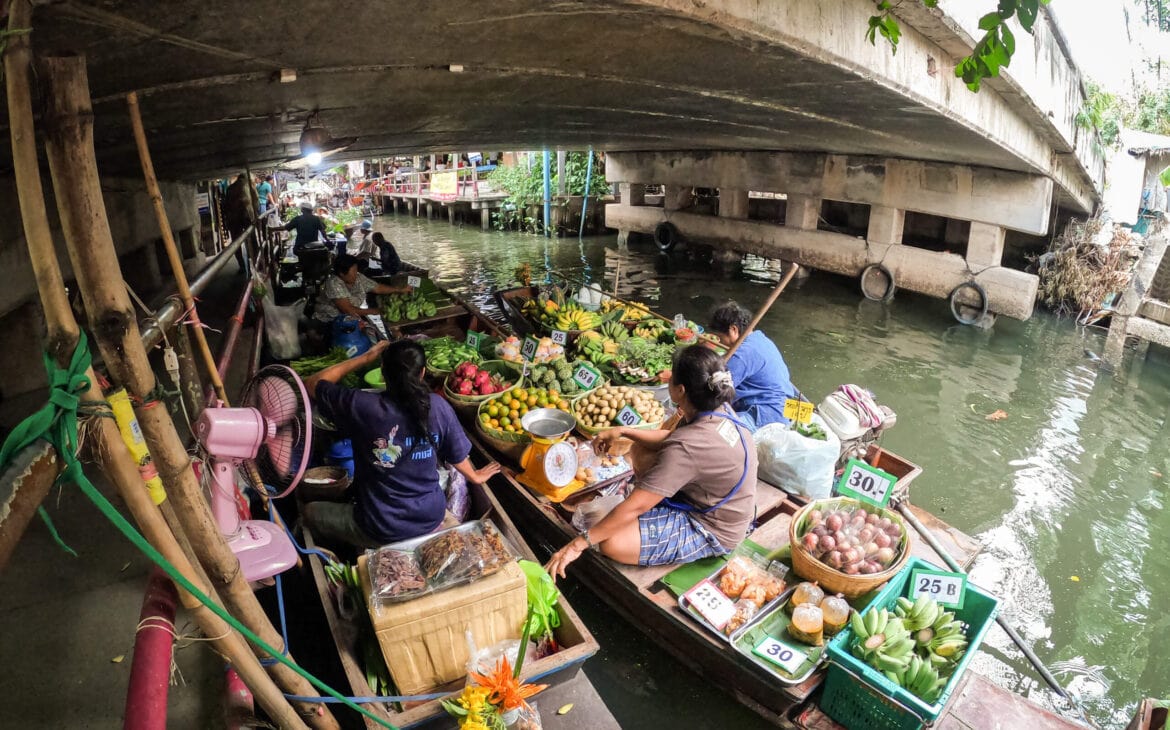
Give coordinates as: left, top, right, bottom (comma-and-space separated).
859, 263, 896, 302
654, 221, 680, 252
949, 281, 988, 325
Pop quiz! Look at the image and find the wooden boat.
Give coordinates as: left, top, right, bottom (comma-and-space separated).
298, 461, 600, 729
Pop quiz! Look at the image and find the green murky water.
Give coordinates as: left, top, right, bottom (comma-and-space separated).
377, 214, 1168, 729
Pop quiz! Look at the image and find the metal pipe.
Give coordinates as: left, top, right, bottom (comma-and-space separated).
895, 502, 1079, 706
140, 225, 252, 351
205, 276, 253, 405
248, 314, 265, 379
542, 149, 552, 238
579, 148, 594, 240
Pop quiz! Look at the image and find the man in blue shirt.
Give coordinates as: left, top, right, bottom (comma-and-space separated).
708, 301, 796, 431
256, 175, 275, 214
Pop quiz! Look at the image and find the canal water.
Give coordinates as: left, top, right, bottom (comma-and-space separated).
377, 214, 1167, 729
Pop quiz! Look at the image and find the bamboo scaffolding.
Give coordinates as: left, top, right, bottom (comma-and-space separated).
3, 5, 305, 726
40, 53, 338, 730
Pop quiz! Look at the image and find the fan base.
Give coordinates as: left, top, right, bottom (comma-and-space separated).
228, 520, 298, 583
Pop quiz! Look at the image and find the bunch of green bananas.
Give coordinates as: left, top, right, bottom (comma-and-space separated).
382, 290, 436, 322
896, 596, 968, 662
851, 595, 970, 704
576, 331, 619, 367
598, 320, 629, 342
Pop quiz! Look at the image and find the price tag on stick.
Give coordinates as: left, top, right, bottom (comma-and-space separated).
683, 579, 736, 630
521, 336, 539, 362
406, 275, 422, 289
615, 405, 643, 427
752, 637, 807, 674
783, 398, 815, 424
465, 330, 483, 350
835, 458, 897, 507
551, 329, 568, 345
908, 568, 967, 609
572, 363, 601, 390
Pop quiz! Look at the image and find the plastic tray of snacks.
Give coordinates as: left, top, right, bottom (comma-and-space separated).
677, 554, 789, 642
729, 596, 830, 686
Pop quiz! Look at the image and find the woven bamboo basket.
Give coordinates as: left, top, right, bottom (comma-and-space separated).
788, 497, 912, 598
442, 361, 521, 422
570, 391, 665, 439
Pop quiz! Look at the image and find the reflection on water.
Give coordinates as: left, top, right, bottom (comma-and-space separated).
380, 215, 1168, 728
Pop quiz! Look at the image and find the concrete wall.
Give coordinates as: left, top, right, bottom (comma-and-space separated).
0, 175, 201, 398
607, 151, 1054, 235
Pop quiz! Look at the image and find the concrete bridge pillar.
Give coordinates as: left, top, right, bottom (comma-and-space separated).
481, 208, 491, 231
663, 185, 694, 211
448, 205, 456, 225
719, 189, 749, 219
867, 206, 905, 246
966, 222, 1005, 268
785, 194, 820, 231
426, 202, 434, 220
620, 183, 645, 206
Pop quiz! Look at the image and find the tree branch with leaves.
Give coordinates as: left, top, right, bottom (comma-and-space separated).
867, 0, 1052, 91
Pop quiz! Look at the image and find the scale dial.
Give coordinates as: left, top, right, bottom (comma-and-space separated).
542, 441, 579, 487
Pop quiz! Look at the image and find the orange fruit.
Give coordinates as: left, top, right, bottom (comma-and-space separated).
489, 419, 500, 429
527, 395, 538, 407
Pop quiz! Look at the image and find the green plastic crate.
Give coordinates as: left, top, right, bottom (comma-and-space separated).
822, 558, 999, 729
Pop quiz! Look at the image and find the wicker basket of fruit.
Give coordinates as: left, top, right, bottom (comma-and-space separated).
788, 497, 912, 598
442, 361, 520, 422
475, 387, 573, 464
571, 385, 666, 438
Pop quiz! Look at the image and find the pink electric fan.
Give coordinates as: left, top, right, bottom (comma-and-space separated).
193, 365, 313, 582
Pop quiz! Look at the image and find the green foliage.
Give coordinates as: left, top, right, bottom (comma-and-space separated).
867, 0, 1049, 91
487, 152, 610, 234
1132, 0, 1170, 31
1076, 81, 1170, 150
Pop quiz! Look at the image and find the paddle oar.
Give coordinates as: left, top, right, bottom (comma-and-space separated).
895, 502, 1095, 727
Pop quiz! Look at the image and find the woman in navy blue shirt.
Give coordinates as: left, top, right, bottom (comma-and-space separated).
302, 340, 499, 548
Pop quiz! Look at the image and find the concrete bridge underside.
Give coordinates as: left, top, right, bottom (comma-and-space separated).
7, 0, 1099, 213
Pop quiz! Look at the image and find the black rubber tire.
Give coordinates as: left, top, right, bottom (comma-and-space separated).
949, 281, 989, 325
859, 263, 896, 302
654, 221, 680, 252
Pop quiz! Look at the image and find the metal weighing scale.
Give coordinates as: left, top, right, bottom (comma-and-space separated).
516, 408, 586, 502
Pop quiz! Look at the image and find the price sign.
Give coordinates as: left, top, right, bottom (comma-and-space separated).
908, 568, 967, 609
572, 363, 601, 390
521, 336, 539, 362
465, 330, 483, 350
551, 329, 568, 345
783, 398, 815, 424
752, 637, 807, 674
835, 458, 897, 507
614, 404, 643, 427
683, 579, 735, 630
406, 275, 422, 289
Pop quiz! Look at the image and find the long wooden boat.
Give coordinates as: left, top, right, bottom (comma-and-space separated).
339, 276, 1086, 728
298, 472, 600, 730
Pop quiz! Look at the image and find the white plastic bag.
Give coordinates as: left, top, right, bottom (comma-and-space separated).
262, 287, 304, 360
754, 413, 840, 500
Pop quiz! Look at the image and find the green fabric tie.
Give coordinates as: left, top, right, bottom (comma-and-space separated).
0, 331, 97, 556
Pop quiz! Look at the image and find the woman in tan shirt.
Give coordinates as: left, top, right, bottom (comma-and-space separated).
547, 346, 758, 578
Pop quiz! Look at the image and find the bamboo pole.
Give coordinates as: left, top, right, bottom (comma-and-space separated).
40, 54, 338, 730
126, 91, 229, 406
4, 8, 305, 726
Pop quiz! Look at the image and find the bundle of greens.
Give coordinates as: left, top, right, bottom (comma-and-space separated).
290, 348, 363, 388
612, 337, 675, 384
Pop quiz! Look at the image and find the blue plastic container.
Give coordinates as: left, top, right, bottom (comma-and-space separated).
822, 557, 1000, 730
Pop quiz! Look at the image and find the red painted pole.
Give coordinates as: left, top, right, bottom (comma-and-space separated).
124, 568, 179, 730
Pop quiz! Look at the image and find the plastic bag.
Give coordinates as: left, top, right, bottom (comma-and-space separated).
416, 521, 516, 587
261, 286, 304, 360
507, 701, 543, 730
725, 598, 761, 636
519, 560, 561, 637
754, 413, 840, 500
465, 634, 522, 677
570, 493, 623, 532
366, 547, 427, 603
442, 465, 470, 522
